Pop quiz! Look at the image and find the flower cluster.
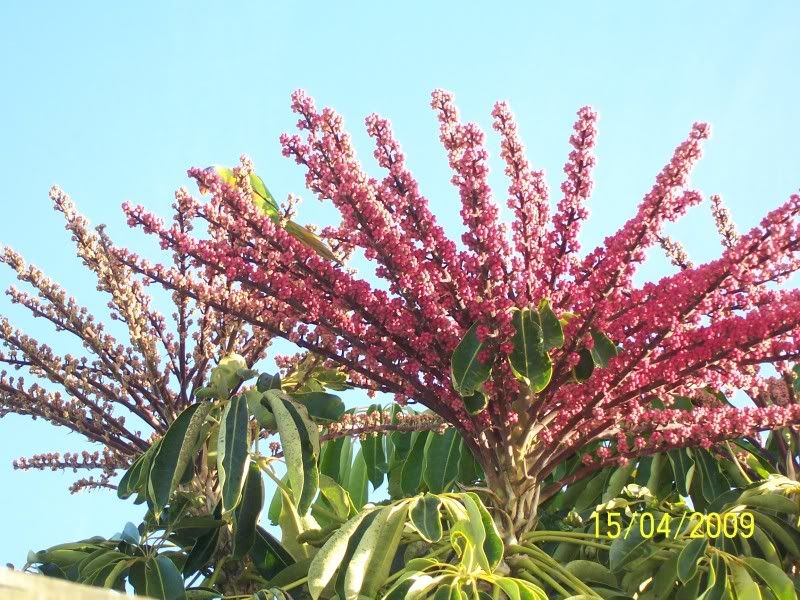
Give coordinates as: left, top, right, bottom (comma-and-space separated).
325, 409, 447, 440
264, 409, 446, 462
657, 234, 693, 270
0, 187, 271, 490
119, 90, 800, 487
13, 448, 122, 493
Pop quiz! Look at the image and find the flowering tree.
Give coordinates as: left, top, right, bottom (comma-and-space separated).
12, 91, 800, 599
120, 90, 800, 528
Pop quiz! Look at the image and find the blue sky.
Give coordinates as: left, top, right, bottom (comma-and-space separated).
1, 1, 799, 565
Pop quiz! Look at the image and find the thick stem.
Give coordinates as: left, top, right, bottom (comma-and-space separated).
469, 437, 543, 541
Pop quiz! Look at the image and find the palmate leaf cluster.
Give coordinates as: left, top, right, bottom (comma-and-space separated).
22, 351, 800, 600
450, 300, 616, 416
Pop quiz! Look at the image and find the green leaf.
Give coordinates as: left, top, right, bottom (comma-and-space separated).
742, 557, 794, 600
463, 492, 504, 570
170, 515, 224, 536
290, 392, 345, 423
149, 402, 212, 515
267, 473, 287, 526
443, 493, 502, 573
266, 558, 313, 589
129, 560, 147, 595
218, 394, 251, 513
677, 538, 707, 583
246, 389, 276, 430
276, 487, 316, 560
333, 510, 381, 599
451, 322, 492, 396
117, 451, 147, 500
320, 435, 352, 485
339, 439, 354, 492
307, 509, 375, 600
383, 573, 448, 600
313, 365, 351, 391
284, 220, 340, 263
257, 372, 282, 392
589, 330, 618, 368
344, 503, 411, 598
316, 474, 356, 521
669, 396, 694, 410
387, 460, 405, 499
266, 390, 321, 514
749, 525, 782, 567
675, 573, 702, 600
80, 551, 127, 584
31, 548, 89, 579
508, 308, 552, 392
296, 525, 338, 546
573, 470, 609, 511
103, 557, 141, 589
463, 390, 488, 415
387, 416, 412, 496
410, 494, 443, 542
183, 504, 222, 576
695, 449, 728, 502
134, 439, 161, 505
645, 452, 667, 497
250, 526, 295, 581
361, 406, 387, 489
668, 449, 695, 497
232, 462, 264, 558
501, 578, 548, 600
72, 548, 106, 581
601, 461, 636, 503
539, 299, 564, 350
457, 438, 483, 485
388, 405, 412, 463
743, 493, 799, 514
433, 586, 456, 600
563, 560, 616, 587
730, 560, 761, 600
609, 516, 656, 572
144, 555, 185, 600
423, 428, 461, 493
119, 521, 139, 545
698, 554, 727, 600
401, 431, 429, 495
346, 449, 369, 509
646, 552, 679, 600
572, 348, 595, 382
752, 511, 800, 559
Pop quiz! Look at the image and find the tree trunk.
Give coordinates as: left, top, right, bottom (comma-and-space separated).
478, 441, 543, 544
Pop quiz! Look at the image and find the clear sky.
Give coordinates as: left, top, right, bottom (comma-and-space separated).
1, 1, 799, 566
